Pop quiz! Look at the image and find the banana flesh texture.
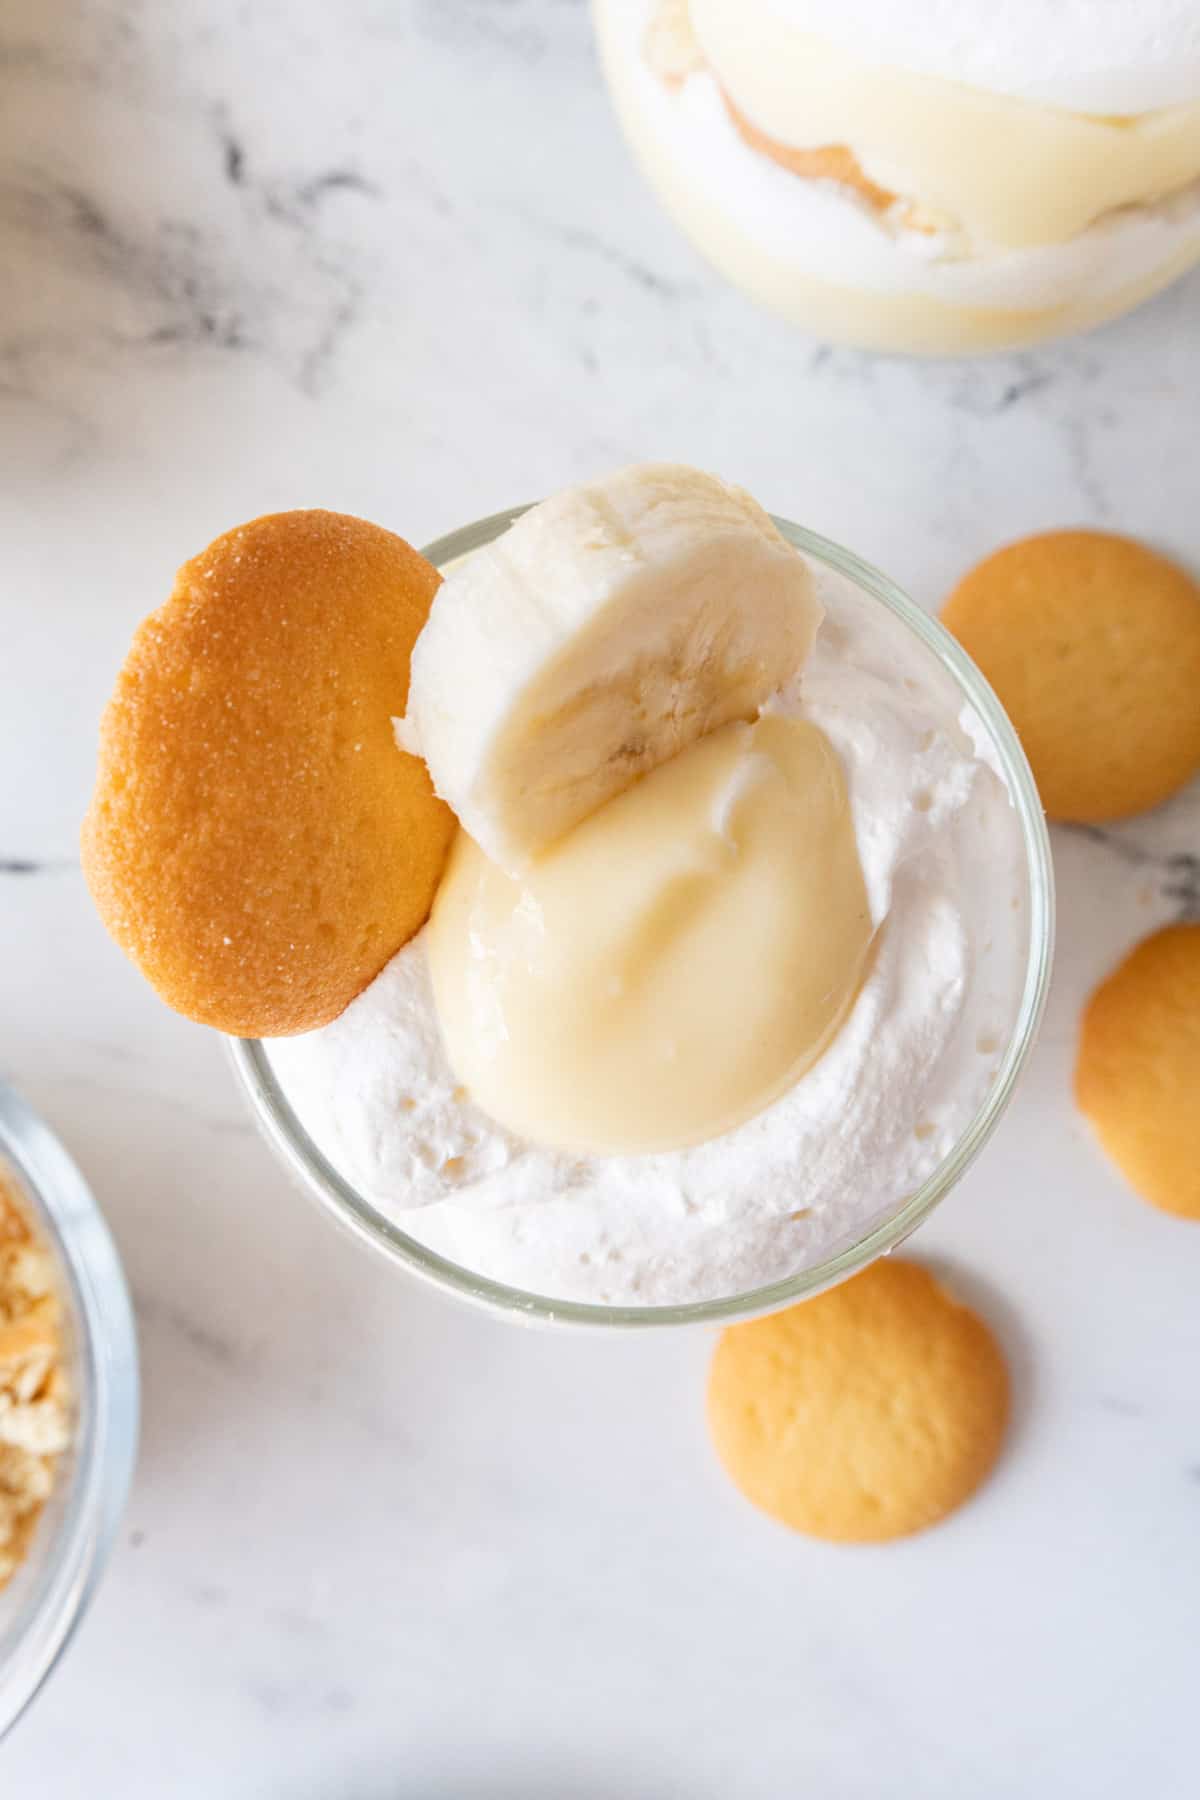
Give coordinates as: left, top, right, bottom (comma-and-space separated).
401, 463, 822, 871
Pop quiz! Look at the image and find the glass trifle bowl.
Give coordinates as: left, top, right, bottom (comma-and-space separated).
229, 505, 1054, 1328
593, 0, 1200, 355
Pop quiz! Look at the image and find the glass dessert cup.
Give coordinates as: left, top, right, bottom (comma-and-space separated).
592, 1, 1200, 356
229, 507, 1054, 1328
0, 1083, 139, 1737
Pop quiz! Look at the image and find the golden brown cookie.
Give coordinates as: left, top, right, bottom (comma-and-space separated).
1075, 923, 1200, 1219
82, 510, 455, 1037
941, 530, 1200, 823
707, 1260, 1010, 1542
642, 2, 941, 232
722, 91, 899, 215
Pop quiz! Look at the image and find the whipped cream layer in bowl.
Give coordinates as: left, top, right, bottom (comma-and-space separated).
230, 504, 1053, 1327
594, 0, 1200, 354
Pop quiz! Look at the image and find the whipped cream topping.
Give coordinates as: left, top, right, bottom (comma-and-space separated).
754, 0, 1200, 115
269, 563, 1030, 1308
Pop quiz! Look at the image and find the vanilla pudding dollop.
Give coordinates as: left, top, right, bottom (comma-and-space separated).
428, 712, 871, 1155
269, 479, 1029, 1307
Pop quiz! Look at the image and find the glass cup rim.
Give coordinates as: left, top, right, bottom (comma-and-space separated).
0, 1080, 140, 1737
229, 506, 1055, 1330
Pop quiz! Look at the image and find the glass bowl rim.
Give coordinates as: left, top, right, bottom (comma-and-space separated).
0, 1080, 139, 1737
229, 506, 1055, 1330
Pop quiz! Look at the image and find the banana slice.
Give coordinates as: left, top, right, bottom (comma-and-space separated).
401, 463, 822, 871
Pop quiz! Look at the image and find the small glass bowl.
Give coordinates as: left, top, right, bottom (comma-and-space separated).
0, 1082, 139, 1738
230, 509, 1054, 1329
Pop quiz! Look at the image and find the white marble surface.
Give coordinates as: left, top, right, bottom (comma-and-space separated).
2, 0, 1199, 1791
